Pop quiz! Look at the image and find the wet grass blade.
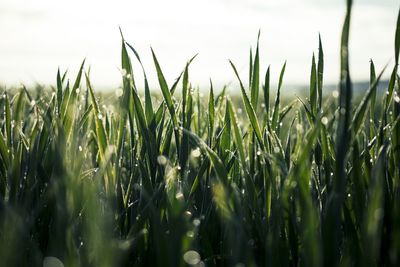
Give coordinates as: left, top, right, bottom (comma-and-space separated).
184, 129, 228, 182
323, 1, 353, 266
151, 48, 178, 128
125, 42, 154, 123
230, 60, 264, 150
310, 53, 317, 116
352, 65, 387, 136
272, 62, 287, 130
227, 99, 246, 169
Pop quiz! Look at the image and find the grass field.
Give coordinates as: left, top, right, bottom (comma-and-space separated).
1, 1, 400, 266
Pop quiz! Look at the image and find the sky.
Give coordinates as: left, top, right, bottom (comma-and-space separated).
0, 0, 398, 90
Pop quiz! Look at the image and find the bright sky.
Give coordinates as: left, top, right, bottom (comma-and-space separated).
0, 0, 398, 90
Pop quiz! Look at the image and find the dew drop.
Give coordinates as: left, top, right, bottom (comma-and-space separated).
115, 88, 123, 97
183, 250, 201, 265
321, 116, 328, 125
43, 257, 64, 267
175, 192, 184, 200
193, 218, 201, 227
186, 231, 194, 238
191, 148, 201, 158
157, 155, 168, 166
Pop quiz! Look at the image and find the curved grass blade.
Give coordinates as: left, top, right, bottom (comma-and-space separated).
229, 60, 264, 150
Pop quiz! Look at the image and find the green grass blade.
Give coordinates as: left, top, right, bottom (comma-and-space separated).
369, 60, 377, 119
323, 1, 353, 266
184, 129, 228, 182
125, 42, 154, 123
56, 68, 63, 116
310, 53, 317, 116
352, 65, 386, 136
151, 48, 178, 128
208, 80, 215, 147
4, 93, 11, 148
395, 7, 400, 65
317, 34, 324, 110
227, 99, 246, 169
230, 60, 265, 150
251, 33, 260, 107
264, 66, 271, 124
272, 61, 286, 130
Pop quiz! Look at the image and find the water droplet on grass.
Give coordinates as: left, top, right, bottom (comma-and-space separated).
43, 257, 64, 267
183, 250, 201, 265
193, 218, 201, 227
186, 231, 194, 238
157, 155, 168, 165
175, 192, 184, 200
191, 148, 201, 158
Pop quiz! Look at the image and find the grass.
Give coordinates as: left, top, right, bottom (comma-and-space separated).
0, 1, 400, 266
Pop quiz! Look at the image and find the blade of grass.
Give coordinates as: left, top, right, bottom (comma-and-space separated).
272, 62, 287, 130
230, 60, 265, 150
